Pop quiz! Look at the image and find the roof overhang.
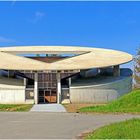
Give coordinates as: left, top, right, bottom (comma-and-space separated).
0, 46, 133, 71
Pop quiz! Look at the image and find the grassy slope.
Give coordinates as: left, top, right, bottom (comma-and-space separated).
0, 104, 33, 112
80, 90, 140, 113
86, 119, 140, 139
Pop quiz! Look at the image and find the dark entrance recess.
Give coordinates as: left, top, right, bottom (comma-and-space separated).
17, 64, 78, 104
38, 72, 57, 104
38, 89, 57, 104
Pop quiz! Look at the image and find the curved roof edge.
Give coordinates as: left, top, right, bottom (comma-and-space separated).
0, 46, 133, 71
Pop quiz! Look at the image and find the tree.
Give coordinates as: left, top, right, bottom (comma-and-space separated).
134, 48, 140, 89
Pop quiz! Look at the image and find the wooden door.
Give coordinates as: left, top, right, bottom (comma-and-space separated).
44, 90, 57, 103
44, 90, 51, 103
50, 90, 57, 103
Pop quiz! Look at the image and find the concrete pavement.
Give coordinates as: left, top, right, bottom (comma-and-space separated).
30, 104, 66, 112
0, 112, 139, 139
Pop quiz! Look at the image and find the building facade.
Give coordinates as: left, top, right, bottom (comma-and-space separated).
0, 46, 133, 104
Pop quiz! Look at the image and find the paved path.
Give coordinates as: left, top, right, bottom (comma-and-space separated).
0, 112, 139, 139
30, 104, 66, 112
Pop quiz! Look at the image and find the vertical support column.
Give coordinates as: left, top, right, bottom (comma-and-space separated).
80, 69, 87, 78
68, 77, 71, 102
113, 65, 120, 77
68, 78, 71, 87
23, 78, 27, 86
57, 72, 61, 104
8, 70, 15, 78
34, 72, 38, 104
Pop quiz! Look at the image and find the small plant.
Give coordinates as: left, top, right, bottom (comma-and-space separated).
134, 48, 140, 89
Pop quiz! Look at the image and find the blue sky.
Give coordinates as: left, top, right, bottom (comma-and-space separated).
0, 1, 139, 68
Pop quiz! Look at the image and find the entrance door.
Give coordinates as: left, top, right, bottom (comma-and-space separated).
44, 90, 57, 103
38, 89, 57, 104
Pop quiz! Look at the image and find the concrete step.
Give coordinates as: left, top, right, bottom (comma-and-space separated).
30, 104, 66, 112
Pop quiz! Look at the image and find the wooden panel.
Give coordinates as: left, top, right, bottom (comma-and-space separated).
44, 90, 57, 103
50, 91, 57, 103
45, 96, 51, 103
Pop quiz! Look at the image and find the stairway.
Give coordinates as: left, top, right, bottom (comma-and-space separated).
30, 104, 66, 112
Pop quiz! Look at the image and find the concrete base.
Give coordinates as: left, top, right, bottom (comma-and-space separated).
61, 99, 71, 104
0, 76, 25, 104
30, 104, 66, 112
70, 68, 132, 103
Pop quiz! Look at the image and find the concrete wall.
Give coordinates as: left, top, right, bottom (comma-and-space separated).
70, 76, 132, 103
0, 78, 26, 104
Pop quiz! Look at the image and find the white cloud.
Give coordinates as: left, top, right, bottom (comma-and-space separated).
0, 36, 15, 43
28, 11, 45, 24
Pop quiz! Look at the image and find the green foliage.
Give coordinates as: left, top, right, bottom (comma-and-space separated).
134, 48, 140, 88
86, 119, 140, 139
79, 90, 140, 113
0, 104, 33, 112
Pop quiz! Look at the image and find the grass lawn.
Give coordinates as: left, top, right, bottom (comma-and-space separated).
79, 90, 140, 113
85, 118, 140, 139
0, 104, 33, 112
